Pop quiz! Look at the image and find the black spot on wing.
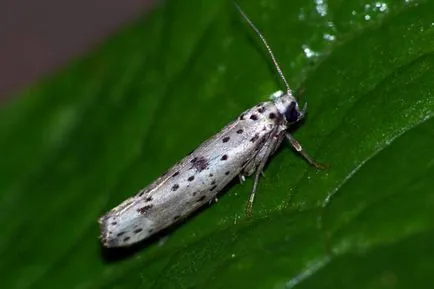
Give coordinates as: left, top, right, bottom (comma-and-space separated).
133, 228, 143, 234
191, 156, 209, 172
172, 184, 179, 191
250, 134, 259, 143
137, 205, 153, 214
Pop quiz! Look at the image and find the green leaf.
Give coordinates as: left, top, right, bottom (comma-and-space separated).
1, 0, 433, 288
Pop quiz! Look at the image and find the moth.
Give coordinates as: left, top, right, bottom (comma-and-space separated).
99, 5, 323, 247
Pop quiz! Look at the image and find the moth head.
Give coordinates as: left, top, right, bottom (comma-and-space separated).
284, 100, 306, 124
270, 90, 305, 124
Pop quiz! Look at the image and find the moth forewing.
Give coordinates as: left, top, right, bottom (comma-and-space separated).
99, 99, 289, 247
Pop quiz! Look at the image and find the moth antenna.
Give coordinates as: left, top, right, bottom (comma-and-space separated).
234, 3, 292, 96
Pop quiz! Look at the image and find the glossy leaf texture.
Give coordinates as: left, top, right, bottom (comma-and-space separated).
1, 0, 433, 288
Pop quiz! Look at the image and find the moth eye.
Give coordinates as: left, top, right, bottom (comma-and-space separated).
284, 101, 300, 123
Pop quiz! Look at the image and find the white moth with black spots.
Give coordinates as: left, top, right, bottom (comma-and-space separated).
99, 4, 324, 248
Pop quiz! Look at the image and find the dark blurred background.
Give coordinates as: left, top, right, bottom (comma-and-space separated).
0, 0, 156, 102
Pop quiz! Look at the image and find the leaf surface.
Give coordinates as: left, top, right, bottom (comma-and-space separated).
1, 1, 433, 288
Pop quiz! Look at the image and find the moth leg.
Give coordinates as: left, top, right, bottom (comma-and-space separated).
239, 174, 246, 184
285, 133, 327, 169
246, 140, 275, 216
